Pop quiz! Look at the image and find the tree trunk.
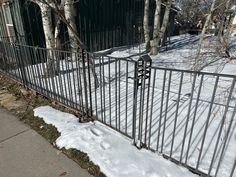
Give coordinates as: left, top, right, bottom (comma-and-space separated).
39, 3, 60, 76
151, 0, 161, 55
151, 0, 172, 55
40, 4, 55, 49
143, 0, 150, 51
216, 0, 232, 57
158, 1, 172, 45
194, 0, 217, 71
54, 19, 62, 50
64, 0, 79, 55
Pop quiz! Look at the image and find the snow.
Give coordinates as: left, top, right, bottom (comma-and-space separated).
230, 5, 236, 11
104, 34, 236, 177
34, 105, 198, 177
108, 34, 236, 75
6, 33, 236, 177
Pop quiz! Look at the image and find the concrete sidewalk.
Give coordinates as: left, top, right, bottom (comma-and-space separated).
0, 107, 92, 177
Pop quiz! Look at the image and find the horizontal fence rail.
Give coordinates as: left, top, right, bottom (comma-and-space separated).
0, 40, 235, 177
137, 67, 236, 177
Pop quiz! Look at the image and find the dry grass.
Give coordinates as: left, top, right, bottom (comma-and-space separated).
0, 73, 106, 177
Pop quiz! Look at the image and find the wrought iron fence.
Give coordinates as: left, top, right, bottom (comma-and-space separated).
0, 40, 235, 177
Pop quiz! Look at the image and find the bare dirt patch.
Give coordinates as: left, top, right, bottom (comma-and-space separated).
0, 74, 106, 177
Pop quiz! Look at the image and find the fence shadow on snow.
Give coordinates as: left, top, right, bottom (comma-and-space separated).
0, 40, 235, 177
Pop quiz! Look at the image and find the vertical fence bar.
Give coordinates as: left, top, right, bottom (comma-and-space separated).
148, 69, 156, 148
92, 55, 98, 118
196, 76, 219, 170
39, 49, 48, 97
30, 47, 38, 89
50, 50, 57, 100
38, 49, 45, 95
15, 44, 27, 86
61, 52, 69, 105
214, 101, 236, 177
19, 45, 30, 87
58, 51, 66, 105
108, 57, 112, 126
70, 54, 78, 109
118, 59, 121, 131
180, 73, 197, 162
185, 74, 204, 164
76, 53, 85, 113
132, 61, 138, 141
8, 43, 18, 80
230, 159, 236, 177
102, 56, 106, 123
54, 50, 61, 101
137, 60, 144, 145
46, 49, 53, 98
161, 71, 172, 153
125, 60, 129, 134
82, 49, 89, 117
115, 59, 118, 129
156, 70, 167, 151
207, 78, 235, 176
144, 60, 152, 146
86, 52, 93, 116
21, 45, 32, 87
170, 71, 183, 158
33, 47, 43, 93
138, 60, 146, 146
98, 55, 103, 122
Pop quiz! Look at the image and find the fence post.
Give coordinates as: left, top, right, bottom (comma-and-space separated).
133, 54, 152, 148
85, 51, 93, 117
132, 61, 138, 143
10, 43, 28, 86
81, 49, 89, 118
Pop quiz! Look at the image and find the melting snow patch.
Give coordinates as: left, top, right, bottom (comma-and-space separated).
34, 106, 197, 177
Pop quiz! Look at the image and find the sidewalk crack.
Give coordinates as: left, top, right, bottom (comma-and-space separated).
0, 129, 31, 144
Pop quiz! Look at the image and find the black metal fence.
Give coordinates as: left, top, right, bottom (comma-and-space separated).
0, 40, 235, 177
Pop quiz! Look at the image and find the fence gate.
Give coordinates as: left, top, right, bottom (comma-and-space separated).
86, 53, 140, 138
132, 55, 152, 148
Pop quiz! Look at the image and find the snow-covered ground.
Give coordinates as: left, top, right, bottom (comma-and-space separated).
108, 33, 236, 74
34, 106, 198, 177
3, 33, 236, 177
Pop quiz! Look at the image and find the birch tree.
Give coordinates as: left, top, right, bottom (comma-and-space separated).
143, 0, 150, 51
28, 0, 99, 87
151, 0, 172, 55
29, 0, 60, 76
64, 0, 79, 54
28, 0, 82, 76
30, 1, 55, 49
144, 0, 172, 55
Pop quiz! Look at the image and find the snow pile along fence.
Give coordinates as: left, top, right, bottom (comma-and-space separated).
0, 39, 235, 177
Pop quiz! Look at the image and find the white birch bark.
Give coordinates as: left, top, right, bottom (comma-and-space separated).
157, 0, 171, 44
40, 4, 55, 49
151, 0, 161, 55
143, 0, 150, 51
194, 0, 217, 71
64, 0, 79, 55
151, 0, 172, 55
30, 0, 58, 76
30, 1, 55, 49
54, 19, 62, 49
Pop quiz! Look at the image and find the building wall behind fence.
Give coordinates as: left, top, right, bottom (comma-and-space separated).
76, 0, 145, 52
0, 0, 178, 52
